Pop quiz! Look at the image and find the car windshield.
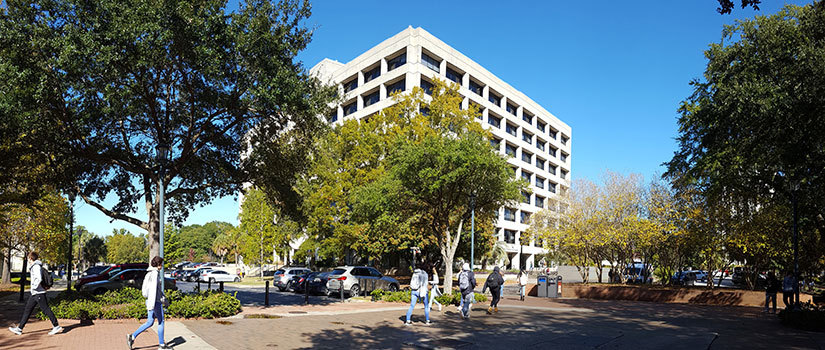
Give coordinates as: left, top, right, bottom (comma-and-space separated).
331, 268, 347, 275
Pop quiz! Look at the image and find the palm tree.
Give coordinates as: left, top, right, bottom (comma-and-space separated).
482, 241, 510, 270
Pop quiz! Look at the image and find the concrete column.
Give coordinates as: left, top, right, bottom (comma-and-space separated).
483, 85, 489, 101
380, 58, 388, 75
357, 95, 364, 111
439, 60, 447, 76
380, 84, 387, 101
358, 71, 364, 87
461, 97, 468, 110
409, 45, 421, 64
461, 72, 469, 89
406, 72, 419, 93
517, 106, 524, 122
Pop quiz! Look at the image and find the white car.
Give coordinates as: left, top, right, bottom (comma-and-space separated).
199, 270, 240, 283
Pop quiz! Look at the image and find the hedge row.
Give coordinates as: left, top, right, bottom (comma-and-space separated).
778, 302, 825, 331
38, 288, 241, 320
369, 289, 488, 304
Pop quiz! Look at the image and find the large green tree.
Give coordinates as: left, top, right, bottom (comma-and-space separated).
105, 229, 147, 264
0, 0, 335, 263
667, 2, 825, 273
239, 188, 297, 276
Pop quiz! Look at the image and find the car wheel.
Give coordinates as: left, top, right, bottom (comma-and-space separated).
350, 284, 360, 297
209, 278, 216, 283
389, 284, 399, 292
278, 285, 285, 292
234, 277, 240, 282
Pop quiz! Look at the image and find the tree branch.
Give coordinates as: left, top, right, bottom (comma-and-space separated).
76, 190, 147, 230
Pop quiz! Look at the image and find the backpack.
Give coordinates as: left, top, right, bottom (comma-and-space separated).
459, 271, 470, 290
39, 264, 53, 290
487, 273, 501, 289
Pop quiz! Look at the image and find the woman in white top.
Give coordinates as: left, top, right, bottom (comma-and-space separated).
127, 256, 171, 350
518, 270, 528, 301
428, 265, 442, 311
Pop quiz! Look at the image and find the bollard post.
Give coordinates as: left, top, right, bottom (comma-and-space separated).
339, 281, 344, 302
196, 280, 201, 293
265, 280, 270, 306
208, 280, 212, 291
304, 279, 309, 305
219, 281, 224, 292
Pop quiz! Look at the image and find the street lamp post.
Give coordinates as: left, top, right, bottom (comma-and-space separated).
157, 143, 170, 295
67, 191, 75, 290
470, 193, 476, 271
792, 188, 800, 308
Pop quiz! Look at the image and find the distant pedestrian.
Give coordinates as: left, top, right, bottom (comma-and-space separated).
782, 271, 796, 310
405, 262, 431, 325
428, 265, 443, 312
764, 271, 779, 313
8, 252, 62, 336
482, 266, 505, 314
127, 256, 171, 350
458, 263, 476, 319
499, 268, 505, 299
518, 270, 528, 301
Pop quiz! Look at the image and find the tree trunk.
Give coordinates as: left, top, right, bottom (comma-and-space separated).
259, 234, 264, 279
18, 250, 27, 302
440, 220, 464, 293
1, 248, 10, 285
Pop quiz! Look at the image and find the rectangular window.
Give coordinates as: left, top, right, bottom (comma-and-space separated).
504, 208, 516, 222
521, 150, 532, 164
504, 229, 516, 244
421, 79, 433, 95
535, 196, 545, 208
343, 101, 357, 116
490, 138, 501, 149
363, 91, 379, 107
419, 107, 430, 116
521, 171, 531, 183
535, 176, 545, 189
548, 146, 557, 158
488, 114, 501, 128
421, 53, 440, 73
522, 113, 533, 125
520, 211, 531, 224
489, 92, 501, 107
511, 167, 518, 177
363, 66, 380, 83
386, 79, 405, 95
386, 52, 406, 71
468, 80, 483, 96
548, 164, 556, 175
506, 103, 517, 116
505, 144, 517, 157
446, 67, 462, 84
561, 135, 569, 145
522, 131, 532, 144
506, 123, 518, 137
548, 129, 557, 139
548, 181, 557, 193
561, 152, 568, 162
561, 169, 568, 179
522, 191, 530, 204
343, 79, 358, 93
535, 158, 545, 171
537, 120, 546, 133
328, 112, 338, 123
536, 139, 545, 152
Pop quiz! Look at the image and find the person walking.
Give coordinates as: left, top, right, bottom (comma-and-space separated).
482, 266, 505, 314
764, 271, 779, 313
428, 265, 443, 312
127, 256, 172, 350
8, 252, 62, 336
458, 263, 476, 319
782, 271, 796, 310
405, 262, 431, 325
518, 270, 528, 301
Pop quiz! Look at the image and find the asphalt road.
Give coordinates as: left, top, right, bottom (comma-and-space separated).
175, 281, 344, 306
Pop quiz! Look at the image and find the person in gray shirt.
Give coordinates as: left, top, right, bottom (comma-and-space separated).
8, 252, 62, 336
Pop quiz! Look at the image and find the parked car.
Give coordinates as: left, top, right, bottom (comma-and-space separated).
74, 263, 149, 288
672, 270, 707, 285
184, 268, 213, 282
326, 266, 400, 297
273, 267, 312, 292
79, 269, 176, 294
623, 263, 653, 284
199, 270, 240, 283
82, 265, 110, 277
173, 261, 191, 269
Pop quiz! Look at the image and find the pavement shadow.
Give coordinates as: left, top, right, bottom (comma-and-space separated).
167, 336, 186, 347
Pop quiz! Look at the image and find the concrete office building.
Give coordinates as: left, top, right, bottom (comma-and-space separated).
310, 27, 572, 270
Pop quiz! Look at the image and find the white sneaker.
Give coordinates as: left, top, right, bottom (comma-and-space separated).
404, 320, 412, 326
438, 304, 442, 312
8, 327, 22, 335
48, 326, 63, 335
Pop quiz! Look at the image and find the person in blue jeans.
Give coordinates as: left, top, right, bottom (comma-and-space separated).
127, 256, 171, 350
405, 262, 431, 325
458, 263, 477, 319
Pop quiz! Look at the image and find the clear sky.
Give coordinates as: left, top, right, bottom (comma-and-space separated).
73, 0, 812, 237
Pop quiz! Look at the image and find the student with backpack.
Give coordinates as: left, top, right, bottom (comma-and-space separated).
482, 266, 505, 314
428, 265, 443, 312
458, 263, 476, 319
405, 262, 431, 325
8, 252, 62, 336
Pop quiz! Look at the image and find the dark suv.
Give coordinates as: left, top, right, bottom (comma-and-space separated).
74, 263, 148, 288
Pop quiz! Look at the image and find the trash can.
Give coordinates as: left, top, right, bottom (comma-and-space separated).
557, 276, 563, 297
547, 276, 558, 298
537, 275, 548, 297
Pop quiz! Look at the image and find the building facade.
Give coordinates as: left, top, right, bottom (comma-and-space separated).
310, 27, 572, 270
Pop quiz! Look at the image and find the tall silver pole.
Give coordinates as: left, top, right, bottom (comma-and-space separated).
159, 168, 165, 294
470, 195, 475, 271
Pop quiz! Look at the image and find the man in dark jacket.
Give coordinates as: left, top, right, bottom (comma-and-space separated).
458, 263, 476, 319
482, 266, 505, 314
764, 271, 779, 313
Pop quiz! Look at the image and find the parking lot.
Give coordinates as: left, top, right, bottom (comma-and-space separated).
175, 281, 345, 306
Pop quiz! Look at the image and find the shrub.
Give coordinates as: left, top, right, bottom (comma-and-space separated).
370, 289, 486, 304
779, 302, 825, 331
38, 287, 241, 320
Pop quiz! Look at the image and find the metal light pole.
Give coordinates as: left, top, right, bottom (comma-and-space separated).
470, 193, 476, 271
67, 192, 75, 290
157, 143, 170, 294
792, 188, 800, 308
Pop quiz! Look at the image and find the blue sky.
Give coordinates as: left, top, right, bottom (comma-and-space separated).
74, 0, 811, 237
